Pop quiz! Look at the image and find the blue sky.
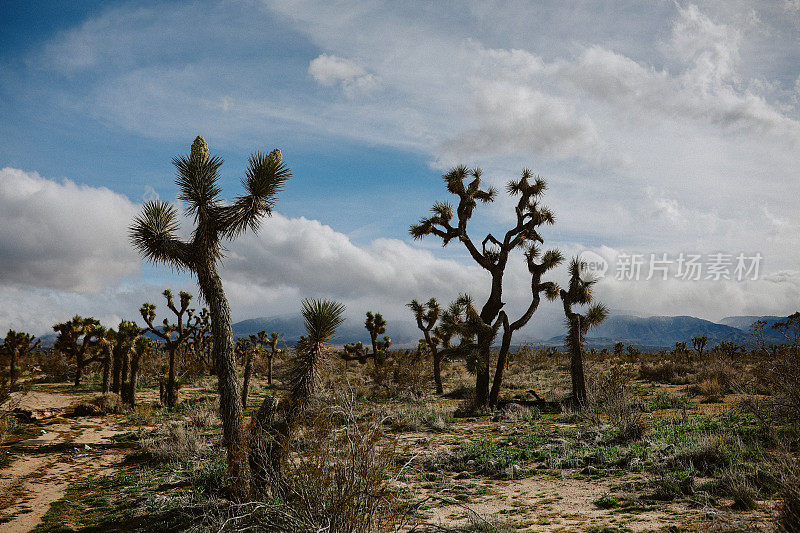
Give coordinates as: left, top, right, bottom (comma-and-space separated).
2, 1, 800, 338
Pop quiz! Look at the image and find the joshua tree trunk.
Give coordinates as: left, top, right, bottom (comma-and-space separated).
126, 352, 140, 406
489, 322, 514, 407
121, 352, 129, 390
474, 329, 496, 409
432, 349, 443, 394
267, 350, 273, 386
101, 352, 111, 393
111, 347, 122, 393
9, 347, 17, 387
74, 353, 84, 387
567, 314, 588, 408
242, 348, 253, 408
198, 263, 249, 494
166, 346, 177, 408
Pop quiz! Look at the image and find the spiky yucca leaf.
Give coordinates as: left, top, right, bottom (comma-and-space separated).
221, 151, 291, 238
542, 249, 565, 270
129, 200, 192, 270
584, 303, 609, 330
173, 154, 224, 217
301, 299, 345, 346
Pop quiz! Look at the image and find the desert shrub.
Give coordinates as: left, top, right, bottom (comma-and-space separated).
648, 391, 689, 411
444, 383, 474, 400
759, 346, 800, 427
775, 452, 800, 533
366, 352, 428, 401
33, 349, 72, 382
248, 396, 404, 532
639, 360, 692, 384
94, 392, 124, 414
428, 437, 536, 479
648, 471, 694, 501
697, 357, 738, 391
71, 393, 125, 417
140, 421, 210, 462
589, 365, 647, 443
669, 433, 733, 476
694, 377, 725, 402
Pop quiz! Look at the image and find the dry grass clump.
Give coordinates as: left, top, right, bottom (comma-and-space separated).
247, 396, 405, 532
71, 393, 125, 416
639, 359, 692, 384
384, 405, 451, 432
720, 467, 759, 511
775, 452, 800, 532
492, 403, 542, 423
140, 421, 210, 462
588, 365, 647, 443
695, 377, 725, 402
669, 433, 732, 476
185, 401, 218, 429
697, 357, 738, 391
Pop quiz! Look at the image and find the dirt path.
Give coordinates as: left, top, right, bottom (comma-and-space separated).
1, 393, 133, 532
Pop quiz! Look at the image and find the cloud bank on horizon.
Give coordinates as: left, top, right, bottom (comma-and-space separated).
1, 1, 799, 336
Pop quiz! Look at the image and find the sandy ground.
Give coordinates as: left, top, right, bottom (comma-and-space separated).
1, 392, 131, 532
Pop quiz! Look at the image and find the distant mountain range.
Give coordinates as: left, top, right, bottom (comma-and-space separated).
33, 313, 793, 350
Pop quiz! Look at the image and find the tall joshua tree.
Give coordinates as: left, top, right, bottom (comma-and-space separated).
53, 316, 103, 386
250, 299, 345, 496
139, 290, 194, 408
407, 298, 444, 393
2, 330, 40, 388
130, 136, 289, 496
691, 335, 708, 359
411, 167, 559, 409
110, 321, 141, 395
560, 258, 608, 409
489, 246, 562, 407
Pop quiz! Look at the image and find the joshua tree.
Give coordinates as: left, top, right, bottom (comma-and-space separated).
139, 290, 194, 408
250, 331, 280, 386
130, 136, 289, 496
187, 307, 213, 374
407, 298, 444, 393
110, 321, 141, 395
613, 342, 624, 357
53, 316, 103, 386
489, 246, 562, 407
2, 330, 39, 388
411, 167, 559, 409
341, 312, 391, 364
560, 258, 608, 409
265, 331, 279, 386
95, 326, 114, 393
692, 335, 708, 359
122, 337, 153, 406
250, 299, 345, 496
238, 337, 257, 408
